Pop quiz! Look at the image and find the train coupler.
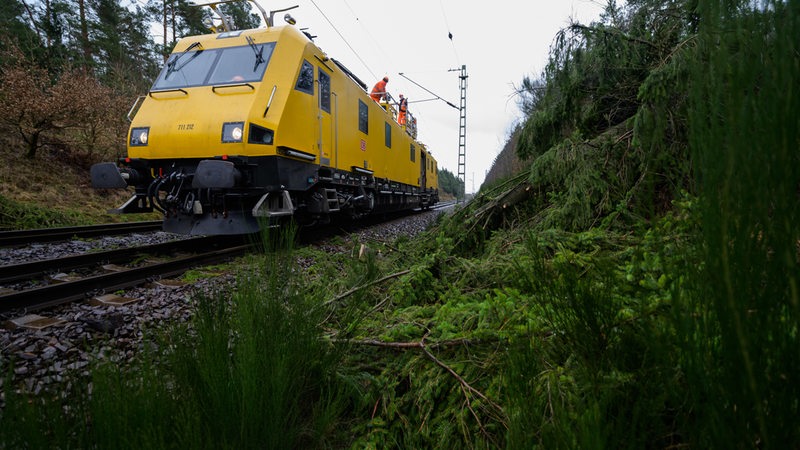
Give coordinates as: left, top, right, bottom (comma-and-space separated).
252, 191, 294, 218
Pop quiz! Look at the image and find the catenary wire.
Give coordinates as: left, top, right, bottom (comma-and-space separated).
309, 0, 378, 80
342, 0, 392, 68
439, 0, 460, 66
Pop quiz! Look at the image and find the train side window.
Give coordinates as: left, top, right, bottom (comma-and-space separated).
358, 100, 368, 134
295, 60, 314, 94
385, 122, 391, 148
318, 69, 331, 112
410, 143, 416, 162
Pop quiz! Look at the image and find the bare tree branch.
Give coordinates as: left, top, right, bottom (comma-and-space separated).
323, 269, 410, 306
333, 335, 508, 430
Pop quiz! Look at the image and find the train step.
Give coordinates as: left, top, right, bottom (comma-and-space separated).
326, 189, 340, 212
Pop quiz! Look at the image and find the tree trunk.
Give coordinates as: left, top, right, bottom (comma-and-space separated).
44, 0, 51, 47
25, 131, 40, 159
20, 0, 43, 42
163, 0, 168, 61
171, 1, 177, 44
78, 0, 92, 68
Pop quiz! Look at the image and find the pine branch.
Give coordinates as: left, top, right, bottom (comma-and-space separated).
333, 335, 508, 428
419, 341, 506, 420
569, 23, 660, 49
331, 337, 489, 349
323, 269, 410, 306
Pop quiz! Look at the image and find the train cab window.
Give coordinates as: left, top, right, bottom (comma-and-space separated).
153, 49, 217, 89
152, 43, 275, 90
385, 122, 392, 148
358, 100, 368, 134
207, 43, 274, 84
318, 68, 331, 112
410, 143, 416, 162
295, 60, 314, 94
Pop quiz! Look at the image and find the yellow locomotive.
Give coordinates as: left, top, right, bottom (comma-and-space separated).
91, 1, 439, 235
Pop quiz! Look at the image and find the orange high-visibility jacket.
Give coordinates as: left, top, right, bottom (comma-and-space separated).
370, 79, 388, 101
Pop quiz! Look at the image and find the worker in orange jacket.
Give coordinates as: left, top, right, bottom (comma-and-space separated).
370, 76, 389, 102
398, 94, 408, 125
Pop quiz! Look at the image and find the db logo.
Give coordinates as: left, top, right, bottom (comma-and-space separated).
360, 139, 366, 151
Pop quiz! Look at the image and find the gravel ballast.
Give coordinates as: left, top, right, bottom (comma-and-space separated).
0, 207, 450, 406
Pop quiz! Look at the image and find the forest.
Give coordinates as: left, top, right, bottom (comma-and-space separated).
1, 0, 799, 448
0, 0, 464, 197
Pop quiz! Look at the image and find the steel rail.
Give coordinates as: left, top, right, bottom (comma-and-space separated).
0, 235, 243, 283
0, 243, 251, 314
0, 221, 163, 247
430, 200, 456, 210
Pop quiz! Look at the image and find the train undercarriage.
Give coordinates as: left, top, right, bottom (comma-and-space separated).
91, 155, 438, 235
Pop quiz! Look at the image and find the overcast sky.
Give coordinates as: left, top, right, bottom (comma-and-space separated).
200, 0, 608, 192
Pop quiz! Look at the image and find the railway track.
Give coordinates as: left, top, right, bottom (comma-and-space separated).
0, 205, 454, 315
0, 221, 163, 247
0, 235, 250, 314
431, 200, 457, 211
1, 205, 448, 410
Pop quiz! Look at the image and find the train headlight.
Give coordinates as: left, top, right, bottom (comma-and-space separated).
222, 122, 245, 143
130, 127, 150, 146
248, 124, 274, 145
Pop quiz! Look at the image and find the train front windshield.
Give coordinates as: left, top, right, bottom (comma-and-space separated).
152, 41, 276, 90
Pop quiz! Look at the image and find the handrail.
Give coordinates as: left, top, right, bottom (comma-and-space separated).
148, 88, 188, 98
264, 85, 277, 117
211, 83, 255, 93
127, 95, 146, 122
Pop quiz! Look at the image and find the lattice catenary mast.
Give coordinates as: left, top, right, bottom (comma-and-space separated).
454, 65, 467, 202
401, 65, 467, 202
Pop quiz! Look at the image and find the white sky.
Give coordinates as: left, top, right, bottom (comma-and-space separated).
194, 1, 608, 192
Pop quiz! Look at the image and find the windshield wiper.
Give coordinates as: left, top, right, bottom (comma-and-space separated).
246, 36, 264, 72
165, 41, 204, 79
